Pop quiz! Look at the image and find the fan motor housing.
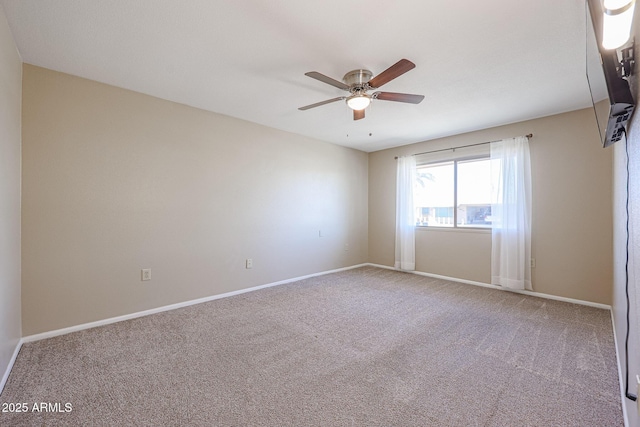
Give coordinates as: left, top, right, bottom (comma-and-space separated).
343, 69, 372, 90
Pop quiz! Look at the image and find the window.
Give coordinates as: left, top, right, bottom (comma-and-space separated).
414, 157, 493, 228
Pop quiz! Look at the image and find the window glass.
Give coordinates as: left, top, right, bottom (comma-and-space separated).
457, 158, 492, 227
414, 162, 454, 227
415, 157, 492, 229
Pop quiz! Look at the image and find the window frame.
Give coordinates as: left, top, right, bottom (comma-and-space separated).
415, 154, 492, 229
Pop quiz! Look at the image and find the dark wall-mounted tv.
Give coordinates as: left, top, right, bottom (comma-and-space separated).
586, 0, 635, 147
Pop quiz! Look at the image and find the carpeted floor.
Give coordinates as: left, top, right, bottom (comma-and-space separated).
0, 266, 623, 426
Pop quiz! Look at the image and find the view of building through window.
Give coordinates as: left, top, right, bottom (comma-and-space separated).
414, 157, 493, 228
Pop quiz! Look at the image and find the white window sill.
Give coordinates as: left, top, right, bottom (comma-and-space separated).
416, 226, 491, 234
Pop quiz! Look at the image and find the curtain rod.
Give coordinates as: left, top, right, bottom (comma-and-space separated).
394, 133, 533, 159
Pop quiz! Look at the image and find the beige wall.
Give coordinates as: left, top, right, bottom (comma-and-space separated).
369, 107, 613, 305
0, 4, 22, 385
612, 6, 640, 426
612, 123, 636, 426
21, 64, 368, 336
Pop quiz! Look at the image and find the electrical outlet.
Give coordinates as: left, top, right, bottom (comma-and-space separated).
344, 244, 349, 252
141, 269, 151, 281
530, 258, 536, 268
246, 259, 253, 269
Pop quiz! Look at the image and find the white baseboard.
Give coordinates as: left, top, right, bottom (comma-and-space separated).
369, 263, 496, 289
366, 263, 611, 310
610, 309, 630, 427
21, 263, 369, 344
5, 265, 360, 392
0, 338, 23, 395
9, 263, 612, 382
5, 261, 620, 415
19, 262, 610, 345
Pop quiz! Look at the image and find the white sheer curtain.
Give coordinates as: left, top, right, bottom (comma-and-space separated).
395, 155, 416, 271
490, 136, 532, 290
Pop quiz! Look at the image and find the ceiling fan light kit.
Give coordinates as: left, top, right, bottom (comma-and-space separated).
346, 94, 371, 110
344, 69, 372, 111
299, 59, 424, 120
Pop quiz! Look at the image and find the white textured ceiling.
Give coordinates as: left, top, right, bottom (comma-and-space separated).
1, 0, 592, 152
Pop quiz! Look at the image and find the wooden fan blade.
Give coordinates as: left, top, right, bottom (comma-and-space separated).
305, 72, 350, 91
299, 97, 345, 110
373, 91, 424, 104
368, 59, 416, 89
353, 109, 365, 120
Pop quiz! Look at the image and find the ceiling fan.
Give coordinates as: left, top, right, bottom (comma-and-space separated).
299, 59, 425, 121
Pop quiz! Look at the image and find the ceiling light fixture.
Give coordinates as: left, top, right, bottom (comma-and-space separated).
346, 94, 371, 110
602, 0, 636, 49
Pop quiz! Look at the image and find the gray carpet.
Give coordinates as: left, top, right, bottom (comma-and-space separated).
0, 266, 623, 426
